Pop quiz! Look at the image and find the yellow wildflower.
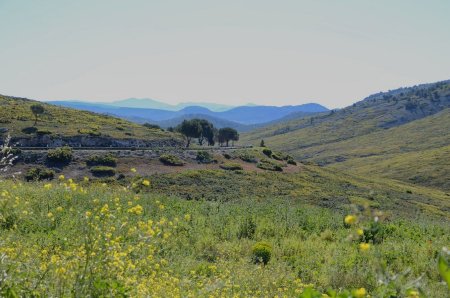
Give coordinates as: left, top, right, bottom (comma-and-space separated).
56, 206, 63, 212
44, 183, 52, 190
354, 287, 367, 297
142, 179, 150, 186
84, 176, 89, 182
184, 214, 191, 221
357, 229, 364, 236
359, 243, 370, 251
47, 212, 53, 218
58, 175, 65, 181
85, 211, 92, 218
344, 215, 357, 225
131, 168, 137, 173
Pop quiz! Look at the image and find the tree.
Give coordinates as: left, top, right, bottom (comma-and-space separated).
218, 127, 239, 147
260, 139, 265, 147
177, 120, 201, 147
197, 119, 215, 146
30, 104, 45, 126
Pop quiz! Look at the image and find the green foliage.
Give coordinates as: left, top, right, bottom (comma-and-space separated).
77, 128, 101, 136
219, 162, 243, 171
196, 151, 215, 164
237, 216, 256, 239
218, 127, 239, 146
252, 242, 272, 265
260, 139, 265, 147
21, 126, 38, 134
46, 146, 73, 164
257, 159, 283, 171
238, 151, 257, 163
24, 167, 55, 181
30, 104, 45, 126
90, 166, 116, 177
262, 148, 272, 157
0, 180, 449, 296
86, 154, 117, 167
159, 154, 184, 166
438, 250, 450, 290
143, 123, 162, 130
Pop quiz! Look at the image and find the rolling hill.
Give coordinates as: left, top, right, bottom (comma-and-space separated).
0, 95, 182, 147
242, 80, 450, 190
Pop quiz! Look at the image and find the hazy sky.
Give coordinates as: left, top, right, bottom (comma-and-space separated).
1, 1, 449, 108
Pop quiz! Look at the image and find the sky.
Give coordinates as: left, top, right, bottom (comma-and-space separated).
1, 1, 449, 109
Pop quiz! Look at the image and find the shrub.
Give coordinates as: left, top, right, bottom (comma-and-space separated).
238, 152, 257, 163
252, 242, 272, 265
143, 123, 162, 130
196, 151, 215, 164
90, 166, 116, 177
287, 159, 297, 165
86, 154, 117, 167
223, 153, 232, 159
271, 152, 284, 161
257, 159, 283, 172
77, 129, 101, 136
21, 126, 38, 134
159, 154, 184, 166
237, 217, 256, 239
47, 147, 73, 164
24, 167, 55, 181
36, 129, 52, 136
262, 148, 272, 157
220, 162, 243, 171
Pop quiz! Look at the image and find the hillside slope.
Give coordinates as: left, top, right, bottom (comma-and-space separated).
0, 95, 182, 146
242, 80, 450, 190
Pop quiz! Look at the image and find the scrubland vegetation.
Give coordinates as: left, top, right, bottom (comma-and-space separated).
0, 177, 449, 297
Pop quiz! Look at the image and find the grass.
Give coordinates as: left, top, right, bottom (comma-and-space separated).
0, 95, 181, 142
0, 178, 448, 297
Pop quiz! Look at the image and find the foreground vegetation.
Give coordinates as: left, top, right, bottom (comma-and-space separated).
0, 175, 449, 297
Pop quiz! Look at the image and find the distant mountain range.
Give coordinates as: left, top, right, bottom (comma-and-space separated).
47, 100, 329, 131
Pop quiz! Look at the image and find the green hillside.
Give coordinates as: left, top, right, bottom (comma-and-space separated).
242, 81, 450, 190
0, 95, 181, 142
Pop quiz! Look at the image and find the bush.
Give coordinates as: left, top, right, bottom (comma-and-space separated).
237, 217, 256, 239
21, 127, 38, 134
86, 154, 117, 167
36, 129, 52, 136
159, 154, 184, 166
220, 163, 243, 171
77, 129, 101, 136
271, 152, 284, 161
287, 159, 297, 165
252, 242, 272, 265
196, 151, 215, 164
47, 147, 73, 164
238, 152, 257, 163
262, 148, 272, 157
223, 153, 232, 159
90, 166, 116, 177
257, 159, 283, 172
24, 167, 55, 181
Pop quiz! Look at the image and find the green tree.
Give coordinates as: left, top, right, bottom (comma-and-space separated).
177, 120, 201, 147
30, 104, 45, 126
218, 127, 239, 147
260, 139, 265, 147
